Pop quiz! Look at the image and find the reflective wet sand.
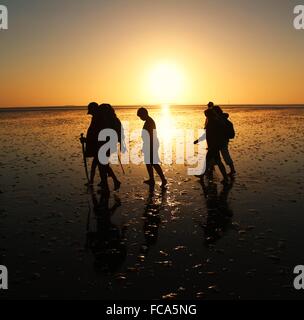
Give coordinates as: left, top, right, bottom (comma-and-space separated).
0, 106, 303, 299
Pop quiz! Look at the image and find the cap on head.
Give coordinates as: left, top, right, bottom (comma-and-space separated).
137, 107, 148, 119
207, 101, 214, 108
87, 102, 99, 115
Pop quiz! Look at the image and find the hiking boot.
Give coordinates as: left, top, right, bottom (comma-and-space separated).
144, 179, 155, 186
161, 179, 168, 188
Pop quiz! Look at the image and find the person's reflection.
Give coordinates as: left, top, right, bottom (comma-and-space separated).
86, 190, 127, 274
141, 185, 167, 256
200, 179, 234, 246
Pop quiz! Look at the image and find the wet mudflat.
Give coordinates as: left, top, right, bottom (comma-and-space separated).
0, 106, 303, 299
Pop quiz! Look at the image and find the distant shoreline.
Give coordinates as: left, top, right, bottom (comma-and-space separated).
0, 104, 304, 112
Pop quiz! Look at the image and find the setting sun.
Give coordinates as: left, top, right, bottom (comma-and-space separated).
148, 62, 185, 104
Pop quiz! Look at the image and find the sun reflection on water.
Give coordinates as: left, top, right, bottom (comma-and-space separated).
155, 104, 179, 164
156, 104, 176, 144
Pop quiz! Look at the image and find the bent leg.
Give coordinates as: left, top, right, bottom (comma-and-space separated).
220, 142, 234, 166
99, 163, 109, 191
108, 165, 119, 182
153, 164, 167, 185
146, 164, 154, 181
220, 143, 236, 175
205, 149, 215, 179
108, 165, 121, 190
90, 158, 98, 184
212, 148, 228, 182
218, 160, 228, 181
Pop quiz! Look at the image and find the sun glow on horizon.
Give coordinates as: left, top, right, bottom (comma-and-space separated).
148, 62, 185, 104
161, 103, 170, 112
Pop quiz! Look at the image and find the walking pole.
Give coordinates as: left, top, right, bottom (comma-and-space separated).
80, 133, 90, 184
118, 153, 125, 175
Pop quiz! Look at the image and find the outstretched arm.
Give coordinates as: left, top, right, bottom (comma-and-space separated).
194, 131, 206, 144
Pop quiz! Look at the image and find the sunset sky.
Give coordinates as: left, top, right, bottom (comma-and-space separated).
0, 0, 304, 107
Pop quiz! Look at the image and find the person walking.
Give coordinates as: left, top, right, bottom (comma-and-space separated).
137, 107, 167, 188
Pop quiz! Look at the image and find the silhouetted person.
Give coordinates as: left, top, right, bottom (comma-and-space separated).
97, 104, 124, 191
200, 179, 234, 246
194, 101, 216, 179
137, 107, 167, 187
195, 102, 230, 183
82, 103, 123, 190
204, 107, 229, 183
80, 102, 101, 186
213, 105, 236, 176
86, 191, 127, 274
204, 101, 215, 128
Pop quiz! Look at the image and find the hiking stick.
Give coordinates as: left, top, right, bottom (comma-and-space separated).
118, 153, 125, 175
80, 133, 90, 184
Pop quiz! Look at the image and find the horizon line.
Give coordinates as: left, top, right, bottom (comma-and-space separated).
1, 103, 304, 110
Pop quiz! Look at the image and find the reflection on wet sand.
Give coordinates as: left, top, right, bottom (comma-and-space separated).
200, 179, 234, 246
1, 106, 304, 299
86, 190, 127, 274
141, 186, 167, 256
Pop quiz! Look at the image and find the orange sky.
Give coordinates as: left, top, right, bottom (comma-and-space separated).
0, 0, 304, 107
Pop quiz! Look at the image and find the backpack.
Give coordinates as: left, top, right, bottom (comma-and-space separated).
223, 119, 235, 139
